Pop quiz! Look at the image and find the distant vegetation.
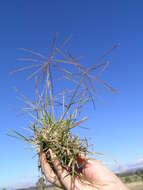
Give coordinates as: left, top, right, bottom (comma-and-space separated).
117, 169, 143, 184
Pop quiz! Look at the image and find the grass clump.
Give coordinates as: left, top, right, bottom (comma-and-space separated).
11, 33, 117, 185
34, 112, 88, 178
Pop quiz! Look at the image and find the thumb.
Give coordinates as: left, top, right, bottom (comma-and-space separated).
82, 159, 116, 182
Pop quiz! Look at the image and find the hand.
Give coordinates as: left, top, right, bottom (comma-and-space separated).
39, 150, 129, 190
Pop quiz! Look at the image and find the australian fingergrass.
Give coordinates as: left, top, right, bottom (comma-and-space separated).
11, 34, 117, 187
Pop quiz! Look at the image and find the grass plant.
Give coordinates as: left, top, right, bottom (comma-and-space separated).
10, 34, 117, 187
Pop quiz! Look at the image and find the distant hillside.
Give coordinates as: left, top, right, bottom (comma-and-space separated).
115, 160, 143, 174
117, 168, 143, 177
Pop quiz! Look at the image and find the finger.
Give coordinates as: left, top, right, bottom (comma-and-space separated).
49, 149, 76, 190
82, 159, 118, 183
39, 149, 62, 187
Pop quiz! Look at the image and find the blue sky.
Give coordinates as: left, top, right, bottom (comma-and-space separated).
0, 0, 143, 188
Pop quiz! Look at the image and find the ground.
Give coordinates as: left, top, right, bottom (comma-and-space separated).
45, 182, 143, 190
127, 182, 143, 190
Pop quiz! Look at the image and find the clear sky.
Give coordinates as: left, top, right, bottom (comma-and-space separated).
0, 0, 143, 188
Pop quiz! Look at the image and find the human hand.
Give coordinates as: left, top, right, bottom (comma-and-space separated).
39, 150, 129, 190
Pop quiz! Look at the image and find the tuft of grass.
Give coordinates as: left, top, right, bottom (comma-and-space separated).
10, 34, 118, 186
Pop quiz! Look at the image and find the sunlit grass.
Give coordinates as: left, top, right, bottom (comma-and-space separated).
10, 33, 117, 186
